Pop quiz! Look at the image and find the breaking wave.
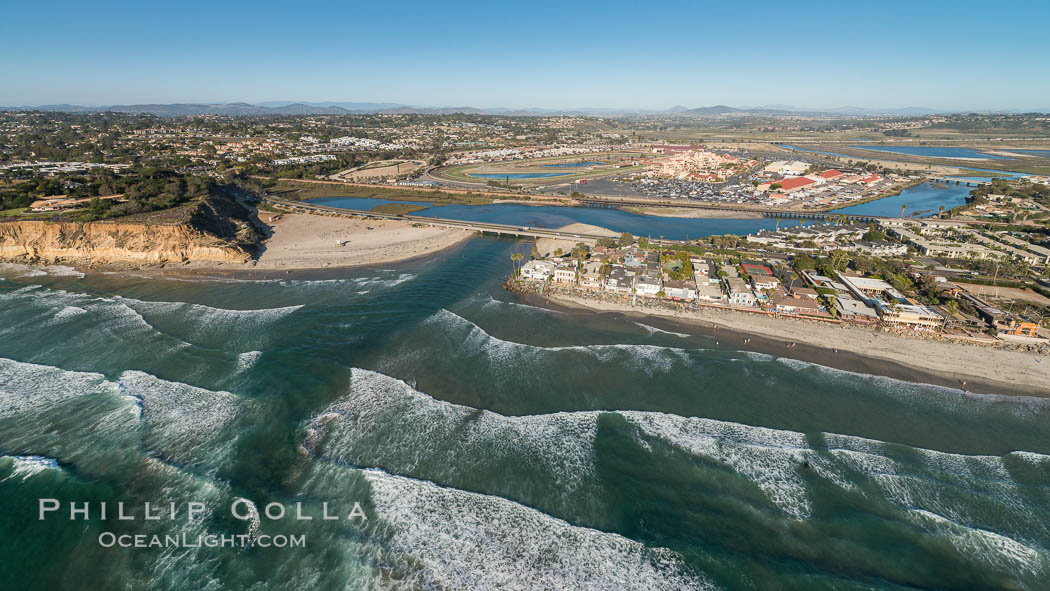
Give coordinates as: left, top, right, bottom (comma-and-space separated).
363, 469, 716, 591
634, 321, 691, 338
0, 357, 116, 420
304, 368, 600, 504
0, 283, 300, 352
299, 369, 1050, 576
425, 309, 696, 376
0, 357, 245, 467
0, 455, 61, 481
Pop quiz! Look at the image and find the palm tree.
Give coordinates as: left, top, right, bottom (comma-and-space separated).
899, 204, 907, 218
938, 205, 945, 218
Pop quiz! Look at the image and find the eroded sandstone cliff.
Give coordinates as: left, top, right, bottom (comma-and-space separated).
0, 192, 262, 267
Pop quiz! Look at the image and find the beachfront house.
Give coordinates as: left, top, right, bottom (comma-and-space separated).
520, 260, 556, 282
743, 262, 779, 291
872, 297, 942, 329
835, 297, 879, 323
771, 290, 828, 317
635, 275, 663, 297
605, 265, 634, 294
726, 277, 756, 307
579, 260, 604, 290
663, 278, 697, 301
553, 263, 577, 285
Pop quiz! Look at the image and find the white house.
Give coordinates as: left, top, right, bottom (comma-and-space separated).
726, 277, 756, 307
635, 275, 663, 297
663, 278, 697, 301
520, 260, 556, 281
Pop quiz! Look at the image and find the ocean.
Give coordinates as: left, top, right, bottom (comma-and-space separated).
1, 238, 1048, 590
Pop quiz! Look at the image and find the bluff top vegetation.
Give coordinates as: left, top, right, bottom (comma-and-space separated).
1, 168, 216, 220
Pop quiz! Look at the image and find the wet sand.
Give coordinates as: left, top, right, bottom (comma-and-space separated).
523, 292, 1049, 398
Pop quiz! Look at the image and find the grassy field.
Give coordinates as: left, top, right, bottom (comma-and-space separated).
266, 179, 494, 205
435, 151, 649, 185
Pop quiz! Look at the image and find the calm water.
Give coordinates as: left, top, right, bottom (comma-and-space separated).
832, 181, 972, 217
310, 197, 813, 239
311, 181, 973, 235
1, 243, 1048, 590
779, 144, 1030, 179
848, 145, 1010, 160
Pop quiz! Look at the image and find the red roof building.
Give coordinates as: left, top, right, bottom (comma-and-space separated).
818, 169, 844, 179
759, 176, 817, 193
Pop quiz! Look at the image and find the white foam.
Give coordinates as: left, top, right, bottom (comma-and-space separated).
351, 273, 417, 291
908, 509, 1047, 576
2, 455, 61, 480
236, 351, 262, 372
118, 370, 241, 461
50, 305, 88, 323
0, 358, 115, 420
428, 309, 695, 376
481, 294, 564, 314
634, 322, 691, 338
0, 263, 84, 278
2, 283, 296, 352
305, 369, 599, 492
44, 265, 85, 278
364, 469, 715, 591
623, 411, 818, 519
120, 297, 302, 327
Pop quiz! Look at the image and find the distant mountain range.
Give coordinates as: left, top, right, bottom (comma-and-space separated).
3, 102, 1039, 118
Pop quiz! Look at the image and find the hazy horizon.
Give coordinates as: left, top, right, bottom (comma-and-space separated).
2, 0, 1049, 111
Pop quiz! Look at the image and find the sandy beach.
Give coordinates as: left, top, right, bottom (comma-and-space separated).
242, 213, 473, 270
544, 293, 1050, 396
534, 223, 618, 257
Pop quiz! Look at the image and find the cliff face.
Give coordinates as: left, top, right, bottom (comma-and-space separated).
0, 193, 262, 267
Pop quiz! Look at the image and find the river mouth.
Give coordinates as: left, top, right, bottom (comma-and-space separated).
3, 243, 1049, 589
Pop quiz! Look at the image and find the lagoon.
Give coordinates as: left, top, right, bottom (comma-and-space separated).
309, 196, 812, 239
848, 145, 1009, 160
831, 182, 972, 217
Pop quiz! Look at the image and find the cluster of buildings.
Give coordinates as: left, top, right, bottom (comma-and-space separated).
519, 246, 835, 320
756, 167, 885, 205
330, 136, 407, 151
0, 161, 131, 175
515, 238, 1047, 341
882, 219, 1050, 267
271, 154, 336, 166
746, 223, 908, 256
647, 148, 758, 182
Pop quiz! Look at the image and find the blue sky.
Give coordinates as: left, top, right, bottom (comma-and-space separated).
3, 0, 1049, 110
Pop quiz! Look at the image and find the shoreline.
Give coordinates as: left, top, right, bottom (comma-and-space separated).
516, 291, 1049, 398
0, 213, 475, 275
